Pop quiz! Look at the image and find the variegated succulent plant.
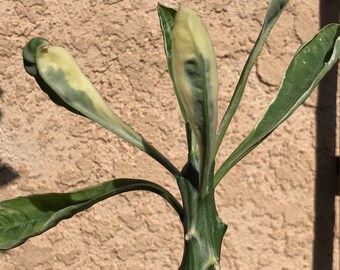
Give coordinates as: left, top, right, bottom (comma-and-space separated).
1, 1, 339, 269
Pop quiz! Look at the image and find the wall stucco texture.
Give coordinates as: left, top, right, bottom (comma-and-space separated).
0, 0, 339, 269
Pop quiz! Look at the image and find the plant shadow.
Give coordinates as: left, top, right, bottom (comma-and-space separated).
0, 164, 19, 186
313, 0, 339, 269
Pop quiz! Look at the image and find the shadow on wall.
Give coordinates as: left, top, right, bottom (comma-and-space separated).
313, 0, 339, 269
0, 86, 19, 186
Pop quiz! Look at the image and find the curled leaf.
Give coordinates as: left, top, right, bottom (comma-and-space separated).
23, 38, 143, 149
36, 45, 126, 133
0, 178, 183, 250
22, 37, 180, 177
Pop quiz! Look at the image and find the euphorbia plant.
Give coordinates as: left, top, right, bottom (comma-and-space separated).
1, 0, 339, 269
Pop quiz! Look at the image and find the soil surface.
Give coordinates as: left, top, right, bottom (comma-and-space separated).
0, 0, 339, 269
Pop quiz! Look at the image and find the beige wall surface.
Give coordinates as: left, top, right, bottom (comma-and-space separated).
0, 0, 339, 269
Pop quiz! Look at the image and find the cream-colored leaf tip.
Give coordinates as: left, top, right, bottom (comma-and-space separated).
36, 45, 100, 105
172, 6, 217, 68
173, 6, 218, 85
36, 42, 147, 151
36, 44, 119, 124
172, 6, 218, 110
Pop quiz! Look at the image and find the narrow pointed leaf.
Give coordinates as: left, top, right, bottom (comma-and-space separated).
214, 0, 289, 156
157, 3, 187, 122
0, 178, 183, 250
214, 24, 340, 186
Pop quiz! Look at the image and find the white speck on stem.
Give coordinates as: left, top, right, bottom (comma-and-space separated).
185, 228, 197, 241
185, 232, 192, 241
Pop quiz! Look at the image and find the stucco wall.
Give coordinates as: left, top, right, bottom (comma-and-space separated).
0, 0, 338, 269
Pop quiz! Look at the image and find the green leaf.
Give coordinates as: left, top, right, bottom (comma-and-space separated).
214, 24, 340, 186
0, 178, 183, 250
157, 3, 187, 122
214, 0, 289, 157
22, 37, 49, 76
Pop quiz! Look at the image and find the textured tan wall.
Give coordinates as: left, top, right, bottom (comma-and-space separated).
0, 0, 339, 269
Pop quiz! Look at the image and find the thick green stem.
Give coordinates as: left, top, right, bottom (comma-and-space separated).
177, 165, 227, 270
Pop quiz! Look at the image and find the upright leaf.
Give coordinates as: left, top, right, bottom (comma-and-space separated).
214, 24, 340, 186
158, 4, 200, 170
214, 0, 289, 156
0, 178, 183, 250
172, 7, 219, 195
